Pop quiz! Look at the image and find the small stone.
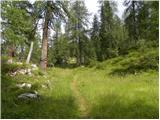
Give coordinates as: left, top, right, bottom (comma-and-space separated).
26, 69, 32, 75
26, 83, 32, 88
27, 69, 31, 73
16, 83, 32, 89
18, 69, 26, 74
16, 62, 23, 65
18, 91, 38, 99
31, 64, 37, 68
7, 59, 13, 64
18, 93, 38, 99
28, 72, 32, 76
34, 90, 38, 95
41, 84, 47, 88
31, 64, 38, 70
10, 72, 17, 76
17, 83, 26, 88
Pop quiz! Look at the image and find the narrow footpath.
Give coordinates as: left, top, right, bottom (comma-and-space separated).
70, 75, 89, 118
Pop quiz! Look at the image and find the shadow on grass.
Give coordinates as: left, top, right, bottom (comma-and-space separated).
1, 62, 79, 119
89, 94, 159, 119
1, 75, 79, 119
2, 95, 79, 119
1, 62, 79, 118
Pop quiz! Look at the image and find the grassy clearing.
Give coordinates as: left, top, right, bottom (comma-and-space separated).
75, 68, 158, 118
1, 50, 159, 118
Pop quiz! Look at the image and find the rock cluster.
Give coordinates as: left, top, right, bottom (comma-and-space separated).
10, 64, 38, 76
8, 63, 42, 100
10, 69, 32, 76
16, 83, 32, 89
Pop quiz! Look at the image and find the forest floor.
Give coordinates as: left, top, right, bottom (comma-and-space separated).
1, 49, 159, 118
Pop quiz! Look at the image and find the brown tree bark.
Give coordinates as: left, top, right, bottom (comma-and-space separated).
40, 10, 49, 69
7, 45, 15, 63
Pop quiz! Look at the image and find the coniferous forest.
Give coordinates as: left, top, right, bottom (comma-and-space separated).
1, 0, 159, 119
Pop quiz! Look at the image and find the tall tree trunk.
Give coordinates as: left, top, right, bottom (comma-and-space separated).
76, 37, 80, 65
76, 14, 82, 65
132, 1, 137, 43
40, 10, 49, 69
78, 37, 82, 64
19, 45, 24, 61
26, 41, 34, 64
7, 45, 15, 63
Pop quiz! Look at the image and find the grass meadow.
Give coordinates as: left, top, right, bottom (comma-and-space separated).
2, 54, 159, 118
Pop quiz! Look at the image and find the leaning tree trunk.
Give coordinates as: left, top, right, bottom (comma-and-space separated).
26, 41, 34, 64
40, 11, 49, 69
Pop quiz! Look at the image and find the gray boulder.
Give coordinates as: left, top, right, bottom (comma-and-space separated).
18, 91, 38, 99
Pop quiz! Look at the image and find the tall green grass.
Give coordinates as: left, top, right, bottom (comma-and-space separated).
2, 66, 79, 118
1, 48, 159, 118
75, 67, 158, 118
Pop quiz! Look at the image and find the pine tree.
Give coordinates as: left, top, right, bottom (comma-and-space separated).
67, 0, 90, 65
124, 0, 139, 45
124, 1, 159, 47
91, 14, 100, 60
99, 1, 116, 60
34, 1, 69, 69
1, 1, 33, 63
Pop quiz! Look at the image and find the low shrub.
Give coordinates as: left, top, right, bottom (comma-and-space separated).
88, 60, 99, 68
1, 63, 27, 74
110, 48, 158, 75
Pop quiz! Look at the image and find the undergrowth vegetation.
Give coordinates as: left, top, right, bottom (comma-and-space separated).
89, 47, 158, 76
